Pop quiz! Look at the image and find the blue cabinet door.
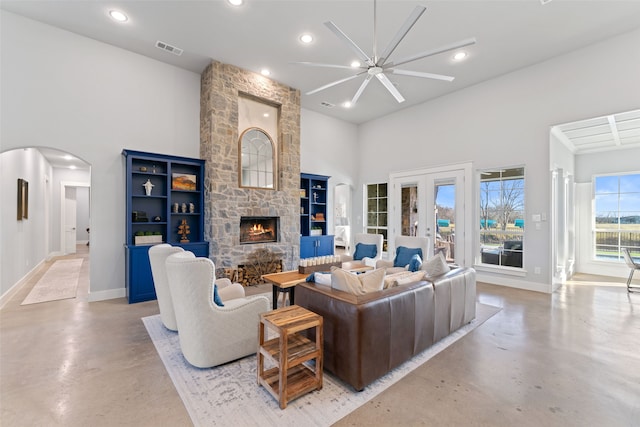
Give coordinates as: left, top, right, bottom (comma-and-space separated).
316, 235, 335, 257
300, 236, 317, 258
125, 245, 156, 303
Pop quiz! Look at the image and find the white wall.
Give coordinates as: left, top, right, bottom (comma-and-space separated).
301, 108, 359, 236
1, 12, 201, 300
356, 28, 640, 292
0, 149, 52, 296
574, 146, 640, 278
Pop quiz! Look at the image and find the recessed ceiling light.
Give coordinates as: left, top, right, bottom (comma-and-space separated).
300, 34, 313, 44
263, 113, 269, 117
228, 0, 243, 6
453, 52, 468, 61
350, 61, 361, 68
342, 101, 352, 108
261, 69, 271, 76
109, 10, 128, 22
69, 165, 77, 170
64, 154, 73, 160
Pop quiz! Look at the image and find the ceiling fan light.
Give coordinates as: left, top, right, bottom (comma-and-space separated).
300, 34, 313, 44
108, 10, 128, 22
453, 51, 468, 61
350, 61, 361, 68
342, 101, 352, 108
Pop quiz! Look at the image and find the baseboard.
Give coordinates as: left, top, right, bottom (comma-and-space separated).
476, 272, 551, 294
88, 287, 126, 302
0, 259, 45, 309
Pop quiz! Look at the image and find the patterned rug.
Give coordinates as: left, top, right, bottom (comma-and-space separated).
21, 259, 83, 305
143, 301, 500, 426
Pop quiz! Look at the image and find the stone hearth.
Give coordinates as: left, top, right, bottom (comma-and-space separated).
200, 60, 300, 273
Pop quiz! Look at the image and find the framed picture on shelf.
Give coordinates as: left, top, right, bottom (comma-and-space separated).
17, 178, 28, 220
171, 173, 197, 191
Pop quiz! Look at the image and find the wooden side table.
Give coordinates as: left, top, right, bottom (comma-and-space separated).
262, 270, 309, 309
258, 305, 323, 409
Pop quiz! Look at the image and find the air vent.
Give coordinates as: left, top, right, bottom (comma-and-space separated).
155, 40, 183, 56
320, 101, 335, 108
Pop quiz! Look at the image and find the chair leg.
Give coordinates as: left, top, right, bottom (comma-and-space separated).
629, 269, 639, 293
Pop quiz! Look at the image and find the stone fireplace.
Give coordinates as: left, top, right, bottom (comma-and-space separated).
200, 60, 300, 276
239, 216, 278, 244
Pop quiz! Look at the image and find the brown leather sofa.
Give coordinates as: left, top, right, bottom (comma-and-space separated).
295, 267, 476, 391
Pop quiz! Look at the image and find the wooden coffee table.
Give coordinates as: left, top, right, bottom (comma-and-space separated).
261, 270, 308, 309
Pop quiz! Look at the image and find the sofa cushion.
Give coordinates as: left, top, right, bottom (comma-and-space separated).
353, 243, 378, 261
422, 252, 450, 277
408, 253, 423, 272
331, 267, 385, 295
394, 246, 423, 268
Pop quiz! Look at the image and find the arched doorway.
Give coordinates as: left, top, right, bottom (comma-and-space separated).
0, 147, 91, 304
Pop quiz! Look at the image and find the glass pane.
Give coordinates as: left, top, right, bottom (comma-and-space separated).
595, 175, 619, 194
378, 197, 387, 213
367, 198, 377, 211
367, 184, 378, 197
378, 213, 387, 227
378, 184, 387, 197
620, 232, 640, 247
367, 213, 376, 225
595, 194, 619, 223
619, 174, 640, 193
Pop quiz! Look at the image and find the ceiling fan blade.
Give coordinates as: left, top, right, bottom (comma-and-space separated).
375, 73, 405, 103
305, 73, 363, 96
384, 37, 477, 69
391, 69, 455, 82
291, 61, 362, 70
351, 75, 374, 105
378, 6, 426, 65
324, 21, 374, 66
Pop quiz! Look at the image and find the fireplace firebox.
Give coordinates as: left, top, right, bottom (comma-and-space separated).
240, 217, 279, 244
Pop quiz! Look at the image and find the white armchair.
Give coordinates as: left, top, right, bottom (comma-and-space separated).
377, 236, 430, 274
149, 244, 185, 331
165, 251, 270, 368
149, 244, 246, 332
342, 233, 384, 267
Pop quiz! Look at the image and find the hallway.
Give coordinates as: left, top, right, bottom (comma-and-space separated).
1, 255, 639, 426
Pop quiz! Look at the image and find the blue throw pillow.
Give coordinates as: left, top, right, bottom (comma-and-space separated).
408, 254, 423, 272
353, 243, 378, 260
394, 246, 423, 268
213, 284, 224, 307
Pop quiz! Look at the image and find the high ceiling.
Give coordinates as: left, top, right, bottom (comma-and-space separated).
2, 0, 640, 124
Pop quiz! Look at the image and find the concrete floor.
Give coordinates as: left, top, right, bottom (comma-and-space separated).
1, 246, 639, 426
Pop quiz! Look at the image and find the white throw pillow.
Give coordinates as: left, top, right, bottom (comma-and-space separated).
331, 267, 385, 295
313, 272, 332, 286
421, 252, 451, 277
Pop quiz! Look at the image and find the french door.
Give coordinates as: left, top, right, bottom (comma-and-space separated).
389, 163, 471, 266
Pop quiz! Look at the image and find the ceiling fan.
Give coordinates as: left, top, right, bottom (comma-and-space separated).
295, 1, 476, 105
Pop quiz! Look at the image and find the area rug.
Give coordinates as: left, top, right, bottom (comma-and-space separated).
21, 259, 83, 305
143, 300, 500, 426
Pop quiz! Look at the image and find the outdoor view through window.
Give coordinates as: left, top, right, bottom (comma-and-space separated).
480, 167, 525, 268
594, 173, 640, 262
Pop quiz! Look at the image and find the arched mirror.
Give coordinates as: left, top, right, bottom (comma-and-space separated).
239, 127, 275, 189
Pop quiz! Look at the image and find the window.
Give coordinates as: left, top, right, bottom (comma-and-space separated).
479, 167, 525, 268
366, 183, 388, 252
594, 173, 640, 261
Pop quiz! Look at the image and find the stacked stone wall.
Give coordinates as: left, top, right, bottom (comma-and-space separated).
200, 61, 301, 272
